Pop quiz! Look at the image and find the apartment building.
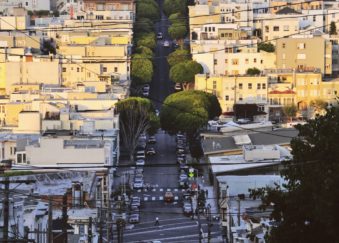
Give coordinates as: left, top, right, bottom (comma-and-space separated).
0, 0, 51, 12
261, 16, 300, 42
195, 74, 268, 112
0, 15, 29, 30
276, 34, 332, 76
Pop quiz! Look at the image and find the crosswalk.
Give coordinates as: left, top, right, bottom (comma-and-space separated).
136, 188, 185, 193
142, 195, 179, 201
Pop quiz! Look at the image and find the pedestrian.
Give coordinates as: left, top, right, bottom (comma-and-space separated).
205, 189, 208, 198
154, 217, 160, 226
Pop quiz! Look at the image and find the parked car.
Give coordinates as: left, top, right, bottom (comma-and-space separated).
164, 191, 174, 203
163, 40, 170, 47
133, 181, 144, 189
139, 133, 147, 141
179, 179, 189, 189
135, 159, 145, 166
157, 32, 163, 39
146, 147, 156, 155
142, 90, 149, 97
129, 214, 140, 224
143, 84, 150, 91
148, 136, 156, 144
179, 173, 188, 181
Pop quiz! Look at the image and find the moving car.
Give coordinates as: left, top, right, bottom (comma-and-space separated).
179, 173, 188, 181
133, 181, 144, 189
142, 90, 149, 97
164, 191, 174, 203
146, 147, 156, 155
148, 136, 156, 144
183, 202, 193, 216
163, 40, 170, 47
143, 84, 150, 91
129, 214, 140, 224
157, 32, 163, 39
174, 83, 182, 91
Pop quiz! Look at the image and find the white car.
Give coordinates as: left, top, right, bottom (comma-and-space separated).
157, 32, 163, 39
133, 181, 144, 189
143, 84, 150, 91
135, 159, 145, 166
163, 40, 170, 47
143, 90, 149, 97
129, 214, 140, 224
175, 83, 182, 91
179, 173, 188, 181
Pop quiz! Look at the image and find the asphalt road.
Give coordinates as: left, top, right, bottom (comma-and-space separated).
113, 1, 223, 242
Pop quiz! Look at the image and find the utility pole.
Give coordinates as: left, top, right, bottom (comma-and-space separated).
47, 197, 53, 243
195, 194, 202, 243
97, 181, 103, 243
62, 194, 68, 243
3, 177, 9, 243
1, 179, 35, 243
107, 199, 113, 242
88, 217, 92, 243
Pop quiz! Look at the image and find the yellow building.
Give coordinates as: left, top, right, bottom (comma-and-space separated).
195, 74, 268, 112
3, 102, 31, 126
261, 17, 300, 42
270, 0, 323, 14
276, 35, 332, 76
0, 16, 29, 30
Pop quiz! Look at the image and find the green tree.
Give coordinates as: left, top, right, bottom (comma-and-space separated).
136, 33, 156, 50
249, 106, 339, 243
160, 90, 221, 135
168, 12, 182, 24
258, 42, 275, 53
134, 18, 154, 34
246, 67, 261, 76
169, 61, 203, 90
135, 46, 153, 59
330, 21, 337, 35
136, 0, 160, 20
163, 0, 187, 16
283, 104, 297, 122
131, 54, 153, 84
204, 92, 222, 119
116, 97, 157, 161
167, 49, 190, 67
168, 22, 187, 40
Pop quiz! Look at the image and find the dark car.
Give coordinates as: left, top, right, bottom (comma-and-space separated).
164, 191, 174, 203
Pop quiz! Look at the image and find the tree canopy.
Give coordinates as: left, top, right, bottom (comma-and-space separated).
116, 97, 158, 160
167, 49, 190, 67
136, 33, 156, 50
246, 67, 261, 76
283, 104, 297, 122
131, 54, 153, 84
163, 0, 187, 16
160, 90, 221, 135
134, 18, 154, 34
258, 42, 275, 53
250, 106, 339, 243
169, 61, 203, 89
135, 46, 153, 59
330, 21, 337, 35
136, 0, 160, 20
168, 22, 187, 40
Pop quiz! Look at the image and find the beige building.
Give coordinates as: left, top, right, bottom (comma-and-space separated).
276, 35, 332, 76
0, 16, 29, 30
261, 17, 300, 42
195, 74, 268, 112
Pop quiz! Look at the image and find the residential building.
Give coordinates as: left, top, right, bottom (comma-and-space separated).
195, 74, 268, 112
0, 15, 30, 30
276, 34, 332, 76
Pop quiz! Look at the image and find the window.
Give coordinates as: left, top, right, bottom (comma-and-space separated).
212, 27, 215, 31
79, 224, 85, 236
245, 59, 249, 64
297, 43, 306, 49
114, 67, 118, 72
248, 83, 252, 89
77, 67, 80, 72
239, 83, 243, 89
239, 94, 243, 101
262, 83, 266, 89
17, 154, 22, 163
257, 83, 261, 89
273, 26, 279, 31
213, 81, 217, 89
313, 16, 316, 22
103, 67, 107, 72
297, 53, 306, 60
221, 33, 225, 37
225, 95, 229, 101
209, 27, 211, 32
225, 59, 228, 64
205, 27, 207, 32
260, 59, 263, 64
62, 67, 66, 72
254, 58, 257, 63
282, 43, 286, 48
265, 26, 269, 33
283, 25, 289, 31
214, 59, 218, 65
232, 59, 239, 65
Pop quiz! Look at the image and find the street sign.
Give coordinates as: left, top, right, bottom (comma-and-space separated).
188, 172, 194, 178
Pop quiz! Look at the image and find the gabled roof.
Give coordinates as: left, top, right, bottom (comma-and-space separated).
276, 6, 301, 15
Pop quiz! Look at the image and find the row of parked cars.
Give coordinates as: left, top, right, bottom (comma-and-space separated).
176, 133, 189, 189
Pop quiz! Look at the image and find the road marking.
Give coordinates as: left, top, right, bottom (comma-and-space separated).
144, 197, 148, 201
182, 189, 185, 192
159, 188, 163, 192
152, 196, 156, 200
166, 188, 171, 191
152, 188, 156, 192
137, 189, 141, 192
174, 188, 178, 192
134, 217, 189, 225
159, 196, 164, 200
144, 189, 148, 192
123, 224, 197, 237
